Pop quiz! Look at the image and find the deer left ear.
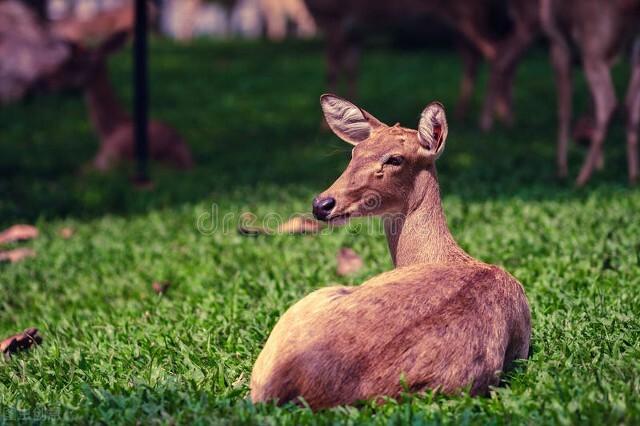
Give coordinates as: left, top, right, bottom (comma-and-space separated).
418, 102, 448, 159
320, 94, 386, 145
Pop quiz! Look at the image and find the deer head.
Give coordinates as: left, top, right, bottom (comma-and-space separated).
44, 30, 130, 90
312, 94, 448, 223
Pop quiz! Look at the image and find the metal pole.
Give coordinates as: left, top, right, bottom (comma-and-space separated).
133, 0, 149, 184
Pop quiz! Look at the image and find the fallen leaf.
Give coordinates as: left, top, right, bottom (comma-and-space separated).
0, 224, 38, 245
336, 247, 364, 276
58, 227, 75, 239
152, 281, 170, 295
277, 216, 324, 234
238, 214, 324, 235
1, 328, 42, 358
0, 248, 36, 263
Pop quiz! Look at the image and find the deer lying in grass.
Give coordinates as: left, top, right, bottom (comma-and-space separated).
52, 32, 194, 171
250, 95, 531, 409
540, 0, 640, 185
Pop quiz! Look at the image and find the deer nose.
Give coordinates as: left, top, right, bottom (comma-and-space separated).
312, 196, 336, 220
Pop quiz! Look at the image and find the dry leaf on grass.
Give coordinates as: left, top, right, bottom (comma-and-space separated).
152, 281, 170, 295
58, 227, 75, 239
1, 328, 42, 358
238, 215, 324, 236
0, 248, 36, 263
0, 224, 38, 245
277, 216, 324, 234
336, 247, 364, 276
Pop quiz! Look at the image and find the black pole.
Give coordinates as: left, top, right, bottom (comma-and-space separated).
133, 0, 150, 184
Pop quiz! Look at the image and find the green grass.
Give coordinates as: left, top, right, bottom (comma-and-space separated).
1, 39, 639, 424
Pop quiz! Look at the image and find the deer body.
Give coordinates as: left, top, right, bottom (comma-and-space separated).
540, 0, 640, 185
250, 96, 531, 409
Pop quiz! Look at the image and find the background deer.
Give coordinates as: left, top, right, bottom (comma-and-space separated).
250, 95, 531, 409
540, 0, 640, 185
0, 0, 71, 104
43, 2, 195, 172
65, 32, 194, 171
304, 0, 540, 130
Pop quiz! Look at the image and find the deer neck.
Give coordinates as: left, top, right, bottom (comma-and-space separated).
85, 62, 130, 138
383, 165, 471, 268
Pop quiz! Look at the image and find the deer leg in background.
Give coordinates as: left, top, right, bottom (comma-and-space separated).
480, 26, 536, 131
343, 36, 361, 101
548, 40, 573, 178
454, 39, 481, 120
283, 0, 316, 38
260, 0, 288, 41
324, 28, 349, 96
576, 57, 617, 186
626, 39, 640, 185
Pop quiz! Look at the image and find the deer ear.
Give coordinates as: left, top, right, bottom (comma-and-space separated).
418, 101, 448, 159
320, 94, 385, 145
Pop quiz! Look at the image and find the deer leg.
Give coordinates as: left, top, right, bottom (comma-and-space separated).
261, 0, 287, 41
480, 25, 536, 131
92, 144, 117, 172
626, 40, 640, 185
548, 40, 573, 178
576, 57, 617, 187
343, 40, 361, 101
325, 29, 346, 96
455, 40, 481, 120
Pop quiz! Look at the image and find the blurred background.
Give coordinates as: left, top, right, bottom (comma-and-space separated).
2, 2, 640, 422
1, 0, 638, 224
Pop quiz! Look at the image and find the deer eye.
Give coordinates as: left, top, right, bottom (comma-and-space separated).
383, 155, 404, 166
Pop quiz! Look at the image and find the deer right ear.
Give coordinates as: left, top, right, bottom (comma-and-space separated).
320, 94, 385, 145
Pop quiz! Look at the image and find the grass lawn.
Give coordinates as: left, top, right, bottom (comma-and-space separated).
1, 39, 639, 424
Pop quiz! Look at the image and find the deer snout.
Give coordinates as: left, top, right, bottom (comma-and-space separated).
312, 196, 336, 221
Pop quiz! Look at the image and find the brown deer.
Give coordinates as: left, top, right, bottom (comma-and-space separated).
304, 0, 542, 130
540, 0, 640, 185
0, 0, 71, 104
51, 32, 194, 171
304, 0, 498, 119
250, 95, 531, 409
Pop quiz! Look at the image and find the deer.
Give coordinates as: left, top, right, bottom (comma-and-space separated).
250, 95, 531, 410
304, 0, 542, 131
77, 32, 194, 171
44, 21, 194, 172
0, 0, 71, 104
540, 0, 640, 185
304, 0, 496, 119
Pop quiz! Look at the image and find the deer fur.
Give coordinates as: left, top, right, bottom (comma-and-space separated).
250, 95, 531, 409
540, 0, 640, 185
